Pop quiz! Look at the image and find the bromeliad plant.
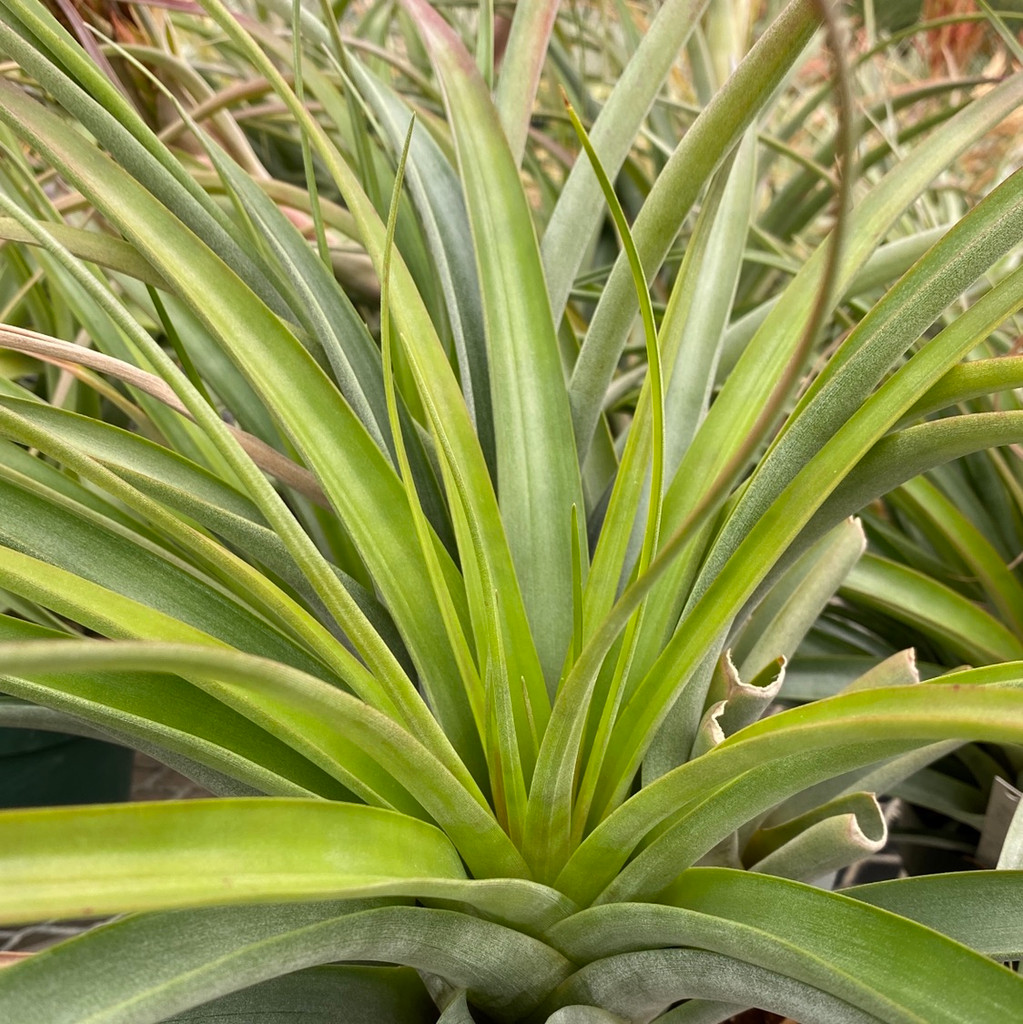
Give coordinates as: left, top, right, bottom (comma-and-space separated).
1, 0, 1023, 1020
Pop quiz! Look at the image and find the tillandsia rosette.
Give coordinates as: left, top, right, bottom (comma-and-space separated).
0, 0, 1022, 1021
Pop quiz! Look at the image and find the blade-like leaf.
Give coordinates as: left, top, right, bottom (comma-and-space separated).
550, 868, 1023, 1023
0, 640, 526, 878
0, 901, 573, 1022
0, 72, 477, 779
846, 871, 1023, 962
541, 0, 711, 321
840, 553, 1023, 665
568, 0, 819, 458
543, 947, 883, 1024
0, 799, 467, 923
404, 0, 586, 689
559, 681, 1023, 903
166, 966, 436, 1024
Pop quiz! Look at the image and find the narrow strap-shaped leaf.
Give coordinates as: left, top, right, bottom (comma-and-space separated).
0, 215, 165, 286
188, 124, 391, 452
892, 475, 1023, 636
0, 74, 478, 779
0, 396, 400, 646
0, 698, 264, 798
901, 356, 1023, 424
567, 0, 819, 459
541, 0, 711, 321
0, 399, 409, 701
654, 122, 1023, 691
350, 57, 495, 471
0, 0, 288, 316
378, 112, 488, 731
780, 411, 1023, 580
0, 325, 324, 503
0, 902, 573, 1023
599, 237, 1023, 821
166, 965, 436, 1024
404, 0, 586, 690
733, 517, 866, 682
715, 225, 952, 384
0, 397, 259, 520
195, 0, 551, 758
654, 1000, 745, 1024
584, 136, 756, 740
558, 681, 1023, 903
841, 553, 1023, 664
543, 1007, 628, 1024
0, 640, 526, 878
378, 125, 531, 848
0, 387, 409, 659
669, 164, 1023, 680
694, 163, 1023, 614
0, 468, 339, 679
744, 792, 887, 884
0, 617, 348, 799
493, 0, 559, 164
0, 799, 466, 924
846, 871, 1023, 961
541, 947, 883, 1024
666, 869, 1023, 1022
552, 869, 1023, 1022
536, 98, 666, 861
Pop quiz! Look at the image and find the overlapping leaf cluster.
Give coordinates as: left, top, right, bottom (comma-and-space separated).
0, 0, 1022, 1020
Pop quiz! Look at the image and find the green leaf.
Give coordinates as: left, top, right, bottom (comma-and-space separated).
0, 799, 466, 924
901, 357, 1023, 424
744, 792, 887, 884
599, 181, 1023, 820
0, 70, 477, 780
0, 696, 265, 797
493, 0, 559, 163
0, 902, 571, 1022
541, 0, 711, 321
998, 796, 1023, 870
733, 517, 866, 681
0, 395, 402, 651
547, 95, 667, 860
0, 215, 165, 287
847, 871, 1023, 961
0, 0, 288, 316
567, 0, 819, 458
708, 163, 1023, 594
654, 1000, 745, 1024
544, 1008, 629, 1024
196, 0, 550, 778
438, 991, 476, 1024
185, 121, 392, 453
891, 475, 1023, 636
840, 553, 1023, 665
551, 868, 1023, 1023
404, 0, 586, 688
544, 947, 884, 1024
0, 639, 526, 878
0, 622, 350, 799
350, 58, 495, 472
0, 470, 333, 677
166, 966, 436, 1024
800, 412, 1023, 566
559, 682, 1023, 903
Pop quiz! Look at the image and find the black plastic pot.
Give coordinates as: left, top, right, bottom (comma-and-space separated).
0, 728, 134, 809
